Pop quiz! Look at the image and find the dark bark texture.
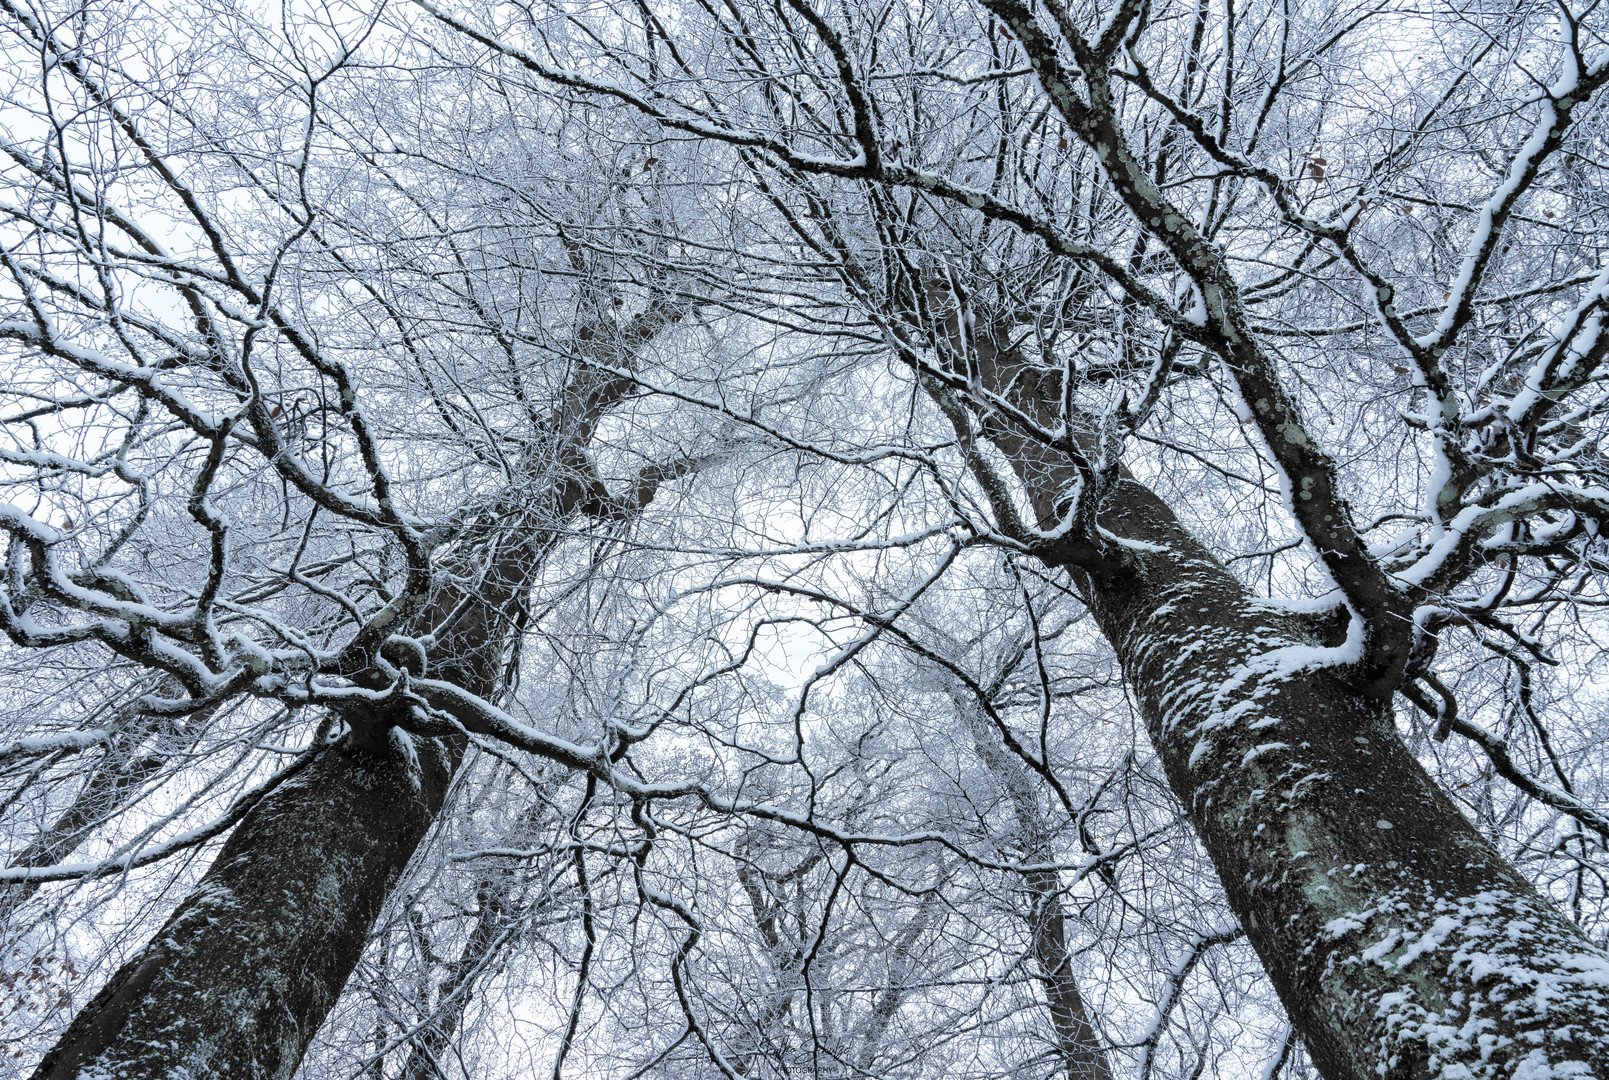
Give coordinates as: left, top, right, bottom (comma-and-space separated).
28, 514, 533, 1080
28, 518, 527, 1080
1022, 835, 1111, 1080
31, 736, 453, 1080
28, 309, 672, 1079
908, 13, 1609, 1068
1070, 478, 1609, 1080
933, 293, 1609, 1080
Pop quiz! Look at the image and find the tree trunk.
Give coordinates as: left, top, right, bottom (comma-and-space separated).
960, 695, 1112, 1080
30, 506, 544, 1080
1022, 867, 1110, 1080
926, 286, 1609, 1079
30, 300, 675, 1078
31, 736, 453, 1080
1058, 476, 1609, 1080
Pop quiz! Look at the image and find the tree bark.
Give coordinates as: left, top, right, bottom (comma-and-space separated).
895, 7, 1609, 1064
1058, 477, 1609, 1080
31, 334, 660, 1078
924, 284, 1609, 1079
30, 735, 453, 1080
30, 496, 555, 1080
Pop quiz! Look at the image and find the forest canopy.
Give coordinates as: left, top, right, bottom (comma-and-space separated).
2, 0, 1608, 1077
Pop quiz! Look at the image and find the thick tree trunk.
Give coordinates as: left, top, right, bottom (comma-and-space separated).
31, 736, 454, 1080
30, 495, 560, 1080
28, 300, 669, 1077
929, 290, 1609, 1079
30, 517, 536, 1080
1060, 477, 1609, 1080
